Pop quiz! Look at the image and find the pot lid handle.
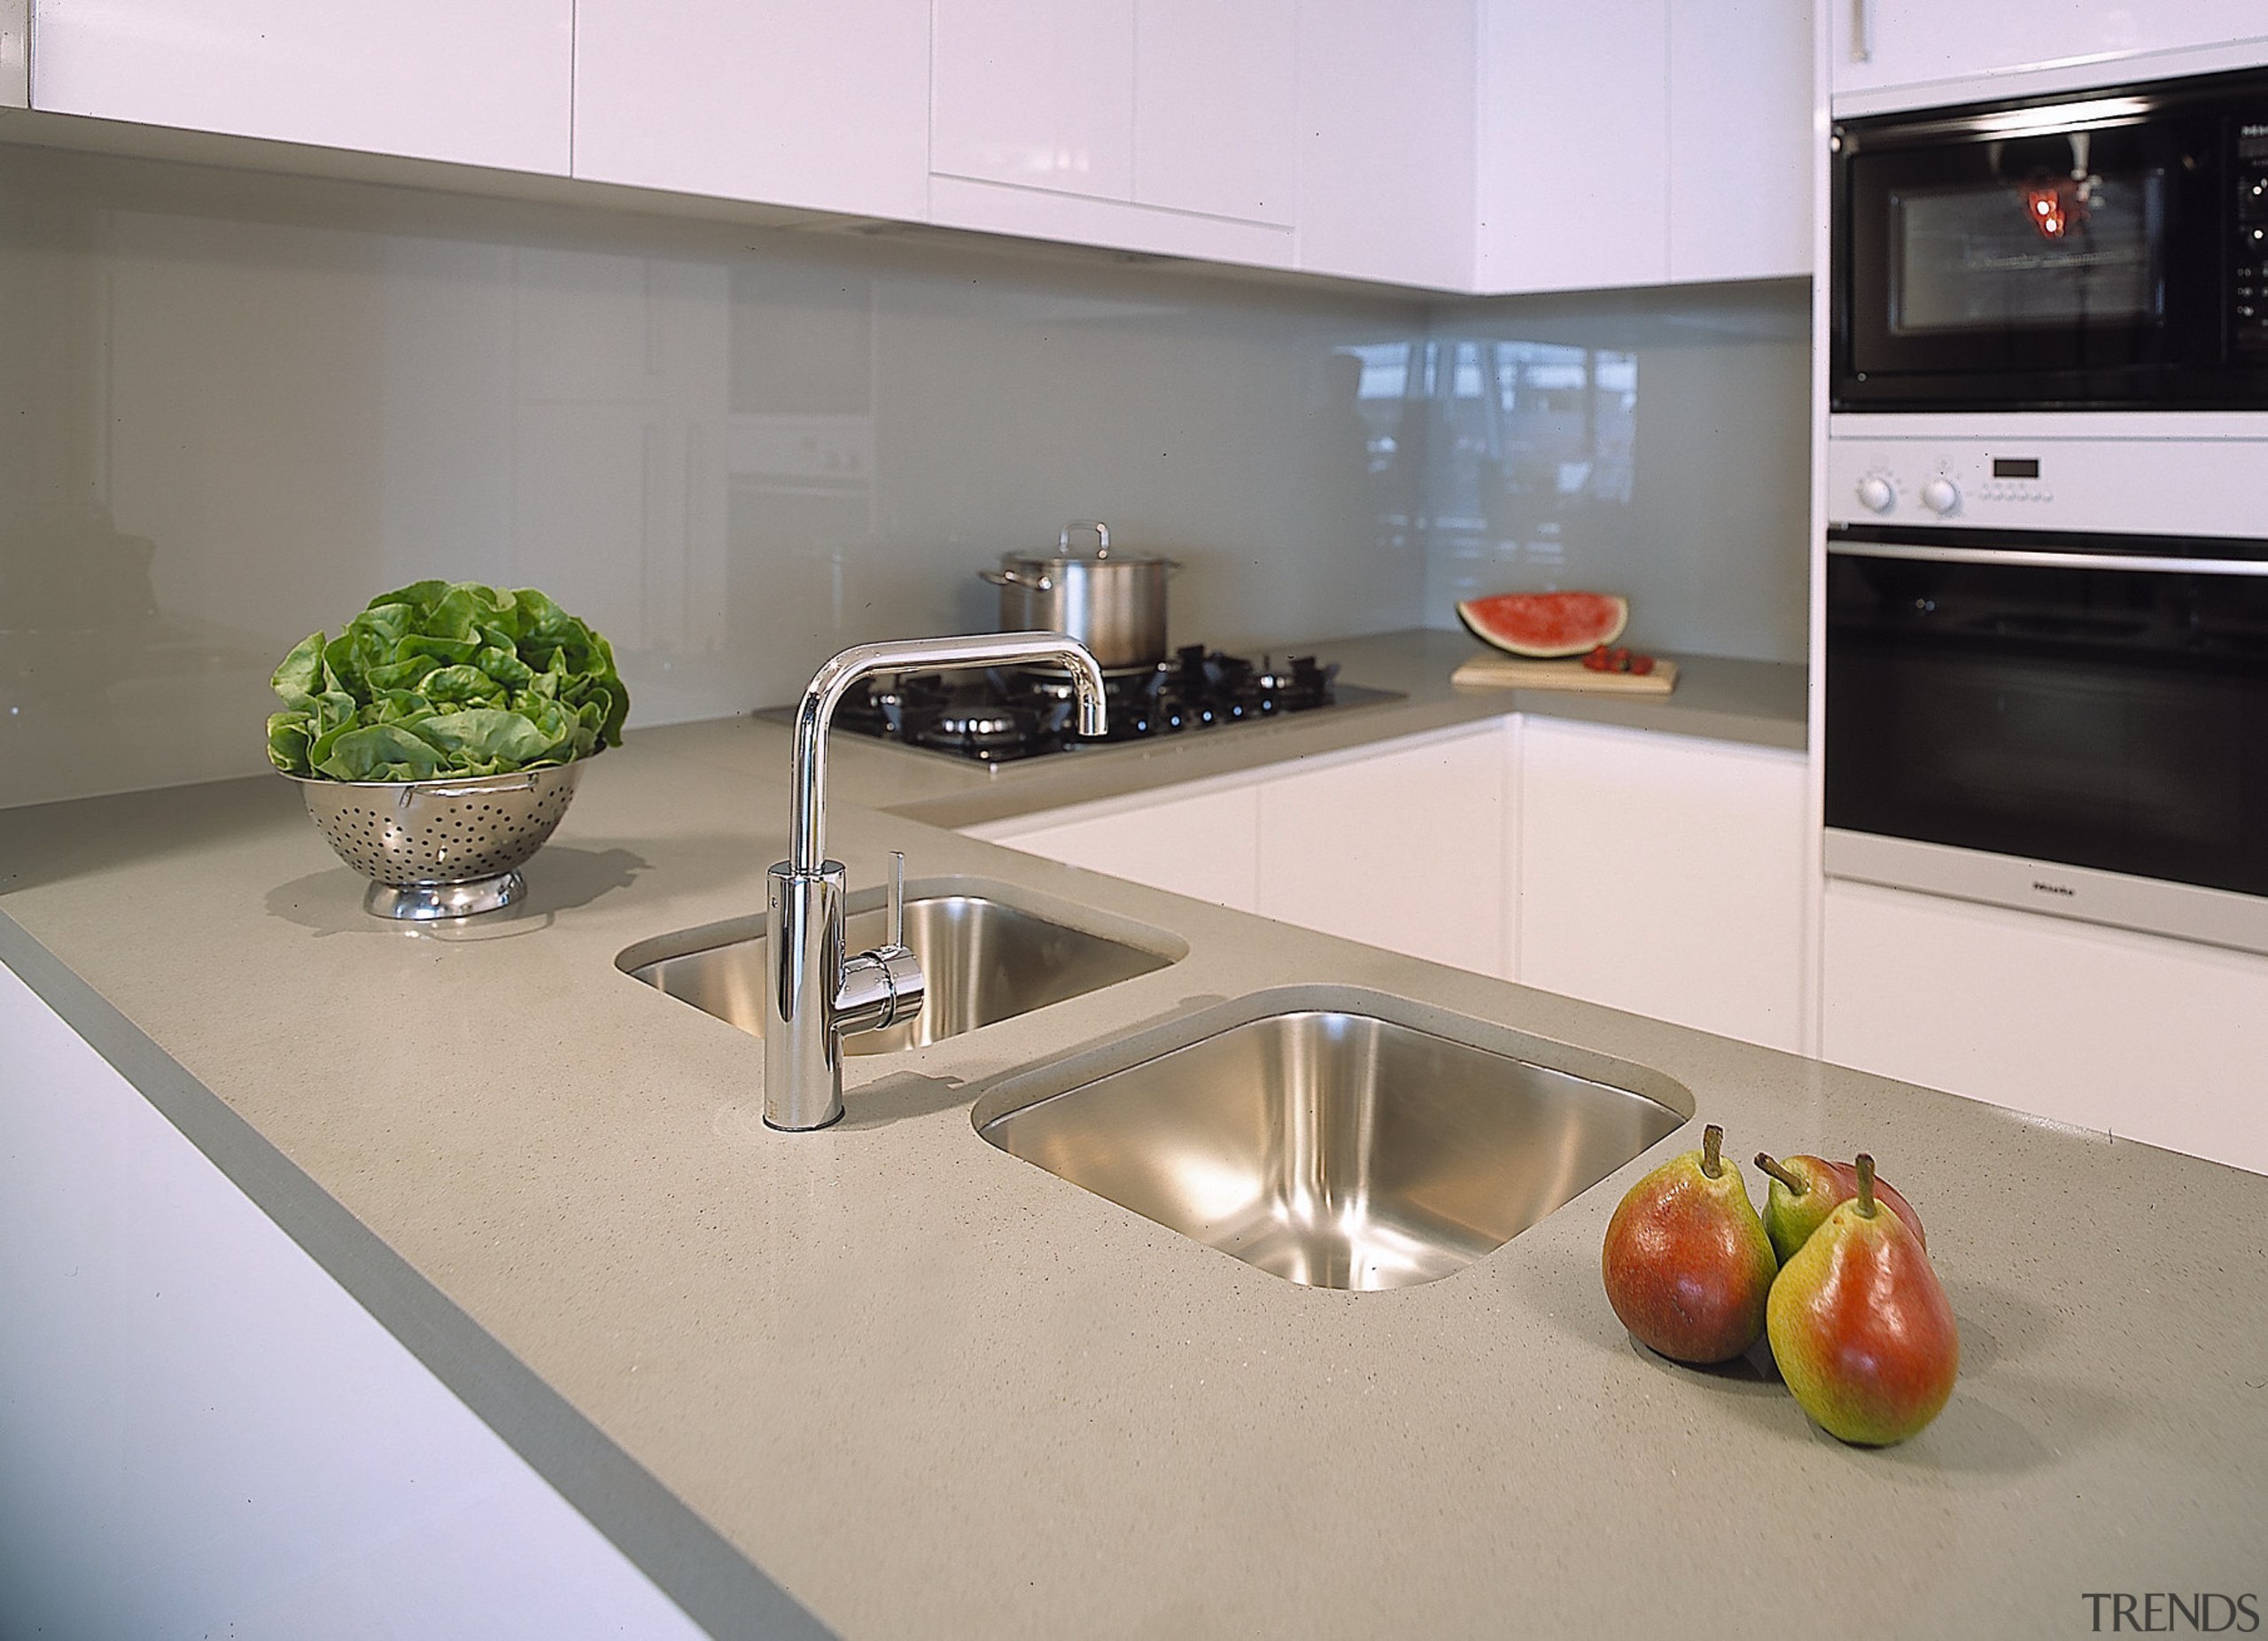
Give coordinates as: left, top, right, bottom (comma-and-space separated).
1059, 518, 1111, 559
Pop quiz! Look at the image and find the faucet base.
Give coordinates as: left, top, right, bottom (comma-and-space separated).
764, 859, 850, 1132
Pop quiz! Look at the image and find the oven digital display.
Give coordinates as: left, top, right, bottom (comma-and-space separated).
1992, 456, 2042, 478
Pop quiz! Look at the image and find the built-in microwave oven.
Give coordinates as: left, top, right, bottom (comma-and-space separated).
1831, 64, 2268, 412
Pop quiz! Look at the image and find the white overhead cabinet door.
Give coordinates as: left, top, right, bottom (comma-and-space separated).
1829, 0, 2268, 106
571, 0, 932, 222
1477, 0, 1812, 292
1667, 0, 1812, 282
29, 0, 573, 174
1293, 0, 1476, 290
928, 0, 1298, 267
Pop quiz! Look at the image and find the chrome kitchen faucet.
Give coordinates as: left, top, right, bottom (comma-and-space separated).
764, 633, 1108, 1130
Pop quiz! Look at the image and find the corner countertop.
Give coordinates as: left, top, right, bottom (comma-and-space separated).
4, 629, 2263, 1641
710, 630, 1809, 834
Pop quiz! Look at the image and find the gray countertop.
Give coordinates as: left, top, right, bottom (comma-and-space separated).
4, 631, 2263, 1641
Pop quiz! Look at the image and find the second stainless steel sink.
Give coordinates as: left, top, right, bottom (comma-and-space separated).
974, 988, 1691, 1290
618, 880, 1181, 1055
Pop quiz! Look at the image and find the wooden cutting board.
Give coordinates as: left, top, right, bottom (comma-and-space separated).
1451, 652, 1679, 694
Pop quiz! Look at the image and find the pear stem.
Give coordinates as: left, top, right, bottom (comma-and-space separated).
1754, 1152, 1806, 1194
1701, 1124, 1723, 1178
1854, 1153, 1877, 1217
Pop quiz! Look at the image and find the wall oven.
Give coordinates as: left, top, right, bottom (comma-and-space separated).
1831, 63, 2268, 412
1824, 439, 2268, 954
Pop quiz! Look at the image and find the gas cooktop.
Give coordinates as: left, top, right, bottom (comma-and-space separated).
765, 643, 1402, 766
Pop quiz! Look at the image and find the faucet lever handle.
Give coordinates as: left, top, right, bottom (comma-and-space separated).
887, 851, 905, 949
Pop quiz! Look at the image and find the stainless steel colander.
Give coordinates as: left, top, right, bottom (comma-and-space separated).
289, 758, 591, 920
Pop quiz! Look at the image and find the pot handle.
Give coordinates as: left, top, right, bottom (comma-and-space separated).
979, 566, 1055, 592
1059, 519, 1111, 558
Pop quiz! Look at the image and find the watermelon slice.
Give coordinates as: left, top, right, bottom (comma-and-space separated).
1456, 591, 1629, 658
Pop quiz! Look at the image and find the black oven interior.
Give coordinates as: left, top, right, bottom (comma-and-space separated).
1825, 527, 2268, 898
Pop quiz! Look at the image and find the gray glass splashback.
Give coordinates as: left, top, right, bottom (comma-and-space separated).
0, 144, 1807, 808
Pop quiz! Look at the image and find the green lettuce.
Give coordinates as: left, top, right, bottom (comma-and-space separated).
266, 581, 629, 782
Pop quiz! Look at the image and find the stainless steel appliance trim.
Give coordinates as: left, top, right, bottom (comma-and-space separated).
1826, 540, 2268, 576
1825, 828, 2268, 956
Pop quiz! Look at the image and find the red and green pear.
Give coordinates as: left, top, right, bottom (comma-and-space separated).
1755, 1150, 1926, 1266
1767, 1155, 1960, 1446
1601, 1124, 1779, 1365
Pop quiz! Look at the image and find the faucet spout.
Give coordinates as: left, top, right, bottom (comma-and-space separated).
765, 631, 1107, 1131
788, 631, 1107, 875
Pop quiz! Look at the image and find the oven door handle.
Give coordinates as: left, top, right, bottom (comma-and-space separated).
1827, 540, 2268, 578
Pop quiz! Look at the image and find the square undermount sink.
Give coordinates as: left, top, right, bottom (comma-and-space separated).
617, 877, 1183, 1055
974, 987, 1692, 1291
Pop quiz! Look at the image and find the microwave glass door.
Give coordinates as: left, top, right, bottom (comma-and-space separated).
1825, 530, 2268, 898
1890, 165, 2166, 336
1842, 117, 2214, 401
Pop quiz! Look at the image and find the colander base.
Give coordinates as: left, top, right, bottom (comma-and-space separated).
365, 870, 524, 921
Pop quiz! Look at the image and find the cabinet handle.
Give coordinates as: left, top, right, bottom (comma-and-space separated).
0, 0, 28, 109
1851, 0, 1873, 63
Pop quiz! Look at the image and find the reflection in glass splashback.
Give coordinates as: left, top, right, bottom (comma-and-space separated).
1416, 286, 1810, 664
0, 144, 1808, 810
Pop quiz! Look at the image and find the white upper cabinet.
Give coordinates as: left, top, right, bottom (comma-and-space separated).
1294, 0, 1476, 290
1478, 0, 1811, 293
1668, 0, 1813, 283
573, 0, 930, 222
29, 0, 572, 174
1829, 0, 2268, 109
931, 0, 1138, 200
1476, 0, 1668, 294
929, 0, 1298, 266
1135, 0, 1299, 226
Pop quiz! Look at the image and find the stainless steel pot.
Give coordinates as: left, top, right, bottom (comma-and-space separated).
980, 521, 1179, 671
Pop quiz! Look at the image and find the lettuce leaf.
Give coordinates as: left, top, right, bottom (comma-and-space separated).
267, 581, 628, 781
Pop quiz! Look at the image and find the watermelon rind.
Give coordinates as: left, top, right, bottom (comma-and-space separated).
1456, 592, 1630, 658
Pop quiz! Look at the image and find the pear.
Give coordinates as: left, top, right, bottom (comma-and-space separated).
1601, 1124, 1778, 1365
1767, 1155, 1960, 1446
1754, 1151, 1927, 1266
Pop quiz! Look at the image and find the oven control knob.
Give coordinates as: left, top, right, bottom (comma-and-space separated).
1856, 475, 1896, 513
1921, 477, 1961, 515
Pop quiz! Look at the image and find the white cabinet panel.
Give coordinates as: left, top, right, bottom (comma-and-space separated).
1477, 0, 1669, 293
1133, 0, 1298, 225
1479, 0, 1811, 292
0, 964, 707, 1638
931, 0, 1137, 198
1254, 727, 1506, 974
1294, 0, 1476, 290
1829, 0, 2268, 107
1822, 881, 2268, 1177
1668, 0, 1813, 281
1516, 718, 1808, 1051
573, 0, 930, 221
991, 784, 1261, 911
30, 0, 573, 173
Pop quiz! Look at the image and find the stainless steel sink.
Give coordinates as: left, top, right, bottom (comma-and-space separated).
618, 881, 1181, 1055
974, 989, 1691, 1290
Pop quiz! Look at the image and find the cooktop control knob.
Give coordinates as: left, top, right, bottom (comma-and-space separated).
1922, 477, 1961, 515
1856, 475, 1896, 513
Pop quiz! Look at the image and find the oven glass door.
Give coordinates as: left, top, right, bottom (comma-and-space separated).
1826, 526, 2268, 898
1832, 89, 2241, 408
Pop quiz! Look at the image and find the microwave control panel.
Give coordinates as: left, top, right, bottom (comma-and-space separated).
1826, 436, 2267, 538
2241, 121, 2268, 359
